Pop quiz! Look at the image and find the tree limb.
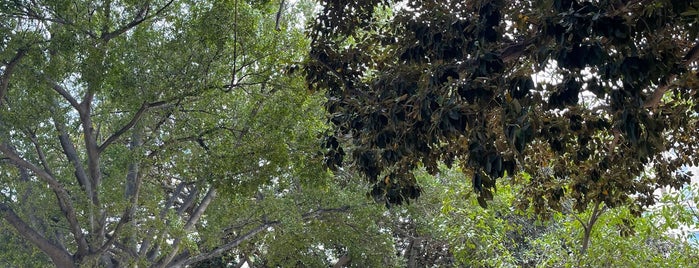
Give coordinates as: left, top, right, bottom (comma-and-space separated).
52, 112, 94, 203
0, 143, 90, 256
0, 48, 27, 106
138, 182, 186, 258
100, 0, 175, 41
171, 221, 279, 268
275, 0, 286, 31
98, 101, 168, 153
27, 129, 53, 173
333, 254, 351, 268
0, 203, 75, 267
40, 73, 82, 111
643, 41, 699, 110
156, 187, 217, 268
301, 206, 351, 219
171, 206, 354, 267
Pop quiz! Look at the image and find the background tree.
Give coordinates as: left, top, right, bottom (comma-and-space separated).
307, 0, 699, 214
400, 166, 699, 267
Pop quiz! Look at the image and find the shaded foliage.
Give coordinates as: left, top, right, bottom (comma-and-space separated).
307, 0, 699, 213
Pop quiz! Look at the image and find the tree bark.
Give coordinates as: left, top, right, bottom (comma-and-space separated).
0, 203, 75, 268
0, 48, 27, 106
333, 254, 351, 268
0, 143, 90, 256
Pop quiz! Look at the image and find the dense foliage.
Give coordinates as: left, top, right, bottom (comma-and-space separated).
308, 0, 699, 213
0, 0, 401, 267
415, 168, 699, 266
3, 0, 699, 267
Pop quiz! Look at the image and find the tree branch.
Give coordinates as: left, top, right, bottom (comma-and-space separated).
100, 0, 175, 41
0, 203, 75, 267
98, 101, 168, 153
40, 73, 82, 111
171, 221, 278, 268
275, 0, 286, 31
138, 182, 186, 258
91, 178, 142, 258
643, 41, 699, 110
301, 206, 351, 220
156, 187, 217, 268
0, 48, 27, 106
333, 254, 351, 268
499, 40, 532, 63
52, 112, 94, 203
171, 206, 354, 267
27, 129, 53, 173
0, 143, 90, 256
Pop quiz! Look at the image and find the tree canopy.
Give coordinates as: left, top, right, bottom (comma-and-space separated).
3, 0, 699, 267
307, 0, 699, 213
0, 0, 399, 267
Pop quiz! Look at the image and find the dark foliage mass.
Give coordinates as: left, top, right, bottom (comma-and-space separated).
306, 0, 699, 212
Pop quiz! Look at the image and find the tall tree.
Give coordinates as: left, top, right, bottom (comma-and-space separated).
1, 0, 401, 267
307, 0, 699, 213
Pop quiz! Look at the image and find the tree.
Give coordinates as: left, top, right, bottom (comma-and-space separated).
307, 0, 699, 214
1, 0, 405, 267
405, 166, 699, 267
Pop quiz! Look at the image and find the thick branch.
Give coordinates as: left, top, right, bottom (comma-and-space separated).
98, 101, 168, 153
0, 203, 75, 267
0, 143, 90, 255
0, 48, 27, 106
138, 182, 186, 258
77, 101, 103, 249
499, 40, 532, 63
275, 0, 286, 31
185, 188, 216, 231
176, 187, 199, 216
91, 185, 140, 257
100, 0, 175, 41
40, 73, 82, 111
333, 254, 351, 268
156, 187, 217, 268
644, 41, 699, 110
53, 114, 94, 203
